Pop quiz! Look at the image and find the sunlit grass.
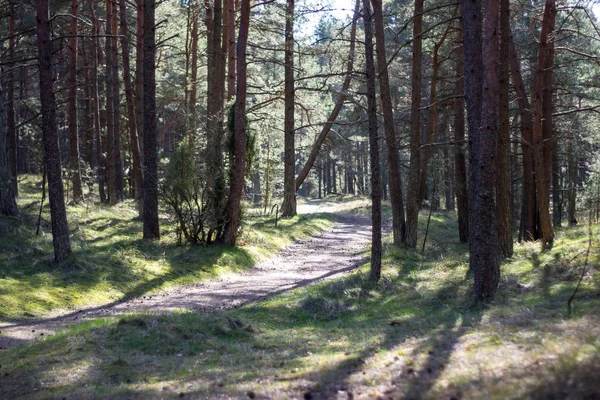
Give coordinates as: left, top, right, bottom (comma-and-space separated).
1, 189, 599, 399
0, 175, 334, 319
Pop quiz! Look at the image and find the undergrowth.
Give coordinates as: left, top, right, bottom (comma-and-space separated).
1, 202, 598, 399
0, 175, 335, 319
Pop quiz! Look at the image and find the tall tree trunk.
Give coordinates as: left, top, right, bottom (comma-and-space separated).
105, 0, 118, 204
567, 138, 577, 225
187, 1, 200, 148
552, 141, 561, 227
453, 23, 469, 243
7, 8, 18, 196
135, 0, 144, 157
462, 0, 500, 301
225, 0, 236, 99
508, 28, 536, 241
111, 0, 124, 201
82, 41, 94, 170
280, 0, 297, 217
1, 82, 18, 215
119, 0, 144, 208
295, 0, 359, 191
496, 0, 513, 256
205, 0, 226, 240
532, 0, 556, 247
68, 0, 83, 202
222, 0, 249, 245
363, 0, 382, 282
89, 0, 106, 202
372, 0, 406, 245
405, 0, 424, 248
36, 0, 72, 261
142, 0, 160, 239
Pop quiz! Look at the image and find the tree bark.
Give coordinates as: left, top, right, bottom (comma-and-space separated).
552, 141, 561, 227
405, 0, 424, 248
0, 82, 18, 216
7, 8, 18, 196
363, 0, 382, 282
187, 1, 200, 148
135, 0, 144, 158
453, 22, 469, 243
89, 0, 106, 202
496, 0, 513, 256
36, 0, 72, 261
119, 0, 144, 208
508, 28, 537, 242
222, 0, 250, 245
280, 0, 297, 218
68, 0, 83, 202
462, 0, 500, 301
142, 0, 160, 239
532, 0, 556, 247
111, 0, 124, 201
567, 138, 577, 225
225, 0, 236, 99
105, 0, 118, 204
372, 0, 406, 245
205, 0, 226, 240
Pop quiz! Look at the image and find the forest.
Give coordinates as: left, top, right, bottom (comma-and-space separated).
0, 0, 599, 398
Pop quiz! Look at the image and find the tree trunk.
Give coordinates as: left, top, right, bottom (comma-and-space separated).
187, 2, 200, 147
224, 0, 236, 100
532, 0, 556, 247
280, 0, 297, 217
119, 0, 144, 208
0, 82, 18, 216
36, 0, 72, 261
7, 8, 18, 196
135, 0, 144, 158
372, 0, 406, 245
508, 28, 537, 241
552, 141, 561, 227
496, 0, 513, 256
363, 0, 382, 282
462, 0, 500, 301
89, 0, 106, 202
222, 0, 249, 245
142, 0, 160, 239
205, 0, 226, 240
454, 17, 470, 245
405, 0, 424, 248
105, 0, 118, 204
111, 0, 124, 201
567, 139, 577, 225
68, 0, 83, 202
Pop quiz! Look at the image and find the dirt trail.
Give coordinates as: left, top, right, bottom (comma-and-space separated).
0, 212, 373, 349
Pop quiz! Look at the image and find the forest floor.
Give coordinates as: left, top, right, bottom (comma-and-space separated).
1, 179, 600, 399
0, 209, 373, 348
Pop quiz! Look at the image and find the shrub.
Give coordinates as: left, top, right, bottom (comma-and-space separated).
161, 142, 210, 245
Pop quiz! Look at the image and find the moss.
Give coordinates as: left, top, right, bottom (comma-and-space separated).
0, 175, 334, 318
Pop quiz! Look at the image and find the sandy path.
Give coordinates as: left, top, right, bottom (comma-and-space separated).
0, 213, 373, 349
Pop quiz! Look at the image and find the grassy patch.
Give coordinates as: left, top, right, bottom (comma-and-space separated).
1, 209, 598, 399
0, 175, 335, 319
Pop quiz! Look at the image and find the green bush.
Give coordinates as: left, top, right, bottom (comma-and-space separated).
161, 142, 210, 245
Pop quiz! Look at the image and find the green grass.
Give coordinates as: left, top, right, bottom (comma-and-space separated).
1, 203, 598, 399
0, 175, 335, 319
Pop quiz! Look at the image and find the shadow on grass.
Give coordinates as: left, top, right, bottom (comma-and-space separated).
0, 198, 336, 321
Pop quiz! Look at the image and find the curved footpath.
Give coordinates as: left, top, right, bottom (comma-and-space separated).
0, 213, 374, 349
